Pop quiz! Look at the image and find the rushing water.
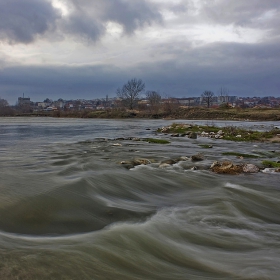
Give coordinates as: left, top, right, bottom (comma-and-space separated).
0, 117, 280, 280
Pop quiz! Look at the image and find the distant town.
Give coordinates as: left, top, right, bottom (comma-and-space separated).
13, 95, 280, 113
1, 93, 280, 118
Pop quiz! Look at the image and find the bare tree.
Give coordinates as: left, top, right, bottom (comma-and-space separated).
0, 98, 14, 116
219, 86, 229, 104
162, 96, 179, 115
0, 98, 9, 107
201, 90, 215, 108
146, 90, 161, 113
117, 78, 145, 110
146, 90, 161, 105
219, 86, 229, 96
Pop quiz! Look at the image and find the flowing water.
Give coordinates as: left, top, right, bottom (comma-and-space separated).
0, 117, 280, 280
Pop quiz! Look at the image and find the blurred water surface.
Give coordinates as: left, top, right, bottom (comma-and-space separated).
0, 117, 280, 279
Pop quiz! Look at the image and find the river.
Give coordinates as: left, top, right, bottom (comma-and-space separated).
0, 117, 280, 279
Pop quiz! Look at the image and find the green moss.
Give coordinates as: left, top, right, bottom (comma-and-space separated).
144, 138, 170, 144
199, 144, 213, 148
222, 152, 260, 158
262, 160, 280, 168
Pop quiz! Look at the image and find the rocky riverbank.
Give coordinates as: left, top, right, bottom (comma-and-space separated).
118, 152, 280, 175
158, 123, 280, 143
109, 122, 280, 175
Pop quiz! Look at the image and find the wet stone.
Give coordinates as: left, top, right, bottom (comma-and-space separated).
211, 161, 243, 175
188, 132, 197, 139
243, 163, 259, 173
191, 153, 204, 161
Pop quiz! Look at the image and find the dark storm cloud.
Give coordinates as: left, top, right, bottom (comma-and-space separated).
0, 0, 60, 44
61, 0, 162, 41
101, 0, 162, 34
62, 14, 105, 42
0, 0, 162, 44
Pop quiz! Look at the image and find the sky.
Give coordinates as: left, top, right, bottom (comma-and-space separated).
0, 0, 279, 105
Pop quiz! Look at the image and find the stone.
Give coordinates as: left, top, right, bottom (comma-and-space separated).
160, 159, 177, 165
133, 158, 151, 166
188, 132, 197, 139
191, 153, 204, 161
210, 161, 220, 168
171, 133, 180, 137
262, 168, 280, 173
242, 163, 259, 173
210, 161, 243, 175
178, 156, 189, 161
159, 163, 171, 168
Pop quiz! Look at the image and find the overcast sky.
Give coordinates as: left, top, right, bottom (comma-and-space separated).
0, 0, 279, 104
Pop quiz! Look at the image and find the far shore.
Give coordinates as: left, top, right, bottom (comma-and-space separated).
1, 107, 280, 122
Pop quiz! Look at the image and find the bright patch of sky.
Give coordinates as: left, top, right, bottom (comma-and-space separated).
51, 0, 69, 16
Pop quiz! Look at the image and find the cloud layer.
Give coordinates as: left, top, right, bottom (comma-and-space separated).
0, 0, 279, 104
0, 0, 162, 44
0, 0, 60, 44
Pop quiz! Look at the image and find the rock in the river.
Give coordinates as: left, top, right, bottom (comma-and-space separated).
160, 159, 177, 165
120, 158, 151, 169
262, 168, 280, 173
210, 161, 243, 175
243, 163, 259, 173
191, 153, 204, 161
188, 132, 197, 139
133, 158, 151, 166
178, 156, 189, 161
159, 163, 171, 168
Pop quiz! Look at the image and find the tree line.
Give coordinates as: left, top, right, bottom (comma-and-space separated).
0, 78, 241, 117
116, 78, 222, 109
